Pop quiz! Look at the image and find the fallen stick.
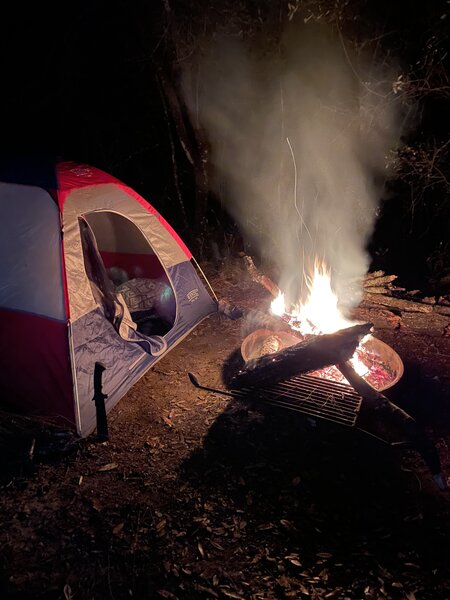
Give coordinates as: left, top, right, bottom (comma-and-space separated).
229, 322, 372, 390
242, 255, 280, 298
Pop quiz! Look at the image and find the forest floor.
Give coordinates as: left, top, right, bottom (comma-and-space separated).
1, 260, 450, 600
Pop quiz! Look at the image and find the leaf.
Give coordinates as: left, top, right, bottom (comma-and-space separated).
280, 519, 294, 530
113, 522, 124, 535
197, 542, 205, 558
289, 558, 302, 567
257, 523, 274, 531
221, 590, 244, 599
98, 462, 118, 472
156, 519, 167, 531
157, 591, 178, 600
196, 584, 218, 597
91, 498, 102, 512
316, 552, 333, 559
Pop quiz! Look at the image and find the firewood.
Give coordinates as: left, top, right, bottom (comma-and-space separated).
361, 293, 433, 313
242, 255, 280, 298
229, 323, 372, 390
365, 270, 385, 280
364, 274, 397, 287
363, 287, 392, 295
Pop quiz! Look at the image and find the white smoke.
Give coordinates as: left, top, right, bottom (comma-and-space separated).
182, 23, 403, 312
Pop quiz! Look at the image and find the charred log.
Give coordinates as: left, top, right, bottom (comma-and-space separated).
229, 323, 372, 390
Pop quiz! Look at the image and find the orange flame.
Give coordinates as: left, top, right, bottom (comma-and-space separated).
270, 259, 369, 377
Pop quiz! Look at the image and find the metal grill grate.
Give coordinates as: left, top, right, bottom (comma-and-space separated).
236, 373, 363, 427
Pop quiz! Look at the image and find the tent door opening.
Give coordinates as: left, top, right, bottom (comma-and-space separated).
79, 211, 177, 340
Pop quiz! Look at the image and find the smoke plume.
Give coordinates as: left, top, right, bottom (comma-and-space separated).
182, 23, 404, 312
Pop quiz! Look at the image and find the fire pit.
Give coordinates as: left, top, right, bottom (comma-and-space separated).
241, 328, 404, 392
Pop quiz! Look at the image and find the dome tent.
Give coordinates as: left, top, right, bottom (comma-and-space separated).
0, 158, 218, 436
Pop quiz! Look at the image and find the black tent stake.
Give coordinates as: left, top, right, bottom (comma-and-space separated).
93, 362, 109, 441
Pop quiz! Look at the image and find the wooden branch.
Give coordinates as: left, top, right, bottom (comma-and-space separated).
242, 255, 280, 298
229, 323, 372, 390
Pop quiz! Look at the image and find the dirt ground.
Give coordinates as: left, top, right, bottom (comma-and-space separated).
1, 261, 450, 600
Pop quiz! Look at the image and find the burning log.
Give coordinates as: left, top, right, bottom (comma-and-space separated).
230, 322, 372, 390
338, 361, 446, 489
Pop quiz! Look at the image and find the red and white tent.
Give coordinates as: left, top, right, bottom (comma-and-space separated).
0, 158, 218, 436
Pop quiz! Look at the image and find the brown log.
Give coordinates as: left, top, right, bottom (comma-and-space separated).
365, 270, 385, 280
242, 255, 280, 298
364, 274, 397, 287
361, 293, 433, 313
362, 286, 392, 295
433, 304, 450, 316
229, 322, 372, 390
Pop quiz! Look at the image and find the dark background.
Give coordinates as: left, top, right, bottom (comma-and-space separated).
1, 0, 448, 292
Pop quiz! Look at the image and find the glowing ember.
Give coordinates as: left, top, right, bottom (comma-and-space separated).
270, 259, 373, 384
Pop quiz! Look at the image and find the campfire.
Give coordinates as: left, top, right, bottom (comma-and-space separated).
194, 255, 445, 489
243, 258, 403, 392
